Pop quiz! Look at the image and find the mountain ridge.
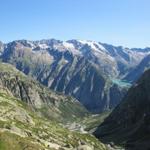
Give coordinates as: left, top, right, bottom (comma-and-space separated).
0, 39, 150, 112
94, 68, 150, 150
0, 62, 89, 123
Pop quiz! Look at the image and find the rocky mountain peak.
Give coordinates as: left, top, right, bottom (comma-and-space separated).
0, 38, 150, 112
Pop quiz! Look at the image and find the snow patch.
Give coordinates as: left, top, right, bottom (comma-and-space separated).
73, 87, 80, 94
39, 44, 49, 49
62, 42, 75, 49
78, 40, 106, 51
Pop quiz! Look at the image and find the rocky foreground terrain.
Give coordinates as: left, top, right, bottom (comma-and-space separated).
0, 62, 107, 150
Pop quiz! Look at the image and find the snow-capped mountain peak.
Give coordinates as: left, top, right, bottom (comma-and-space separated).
77, 40, 106, 51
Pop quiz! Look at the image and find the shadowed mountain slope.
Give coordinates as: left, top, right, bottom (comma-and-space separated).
94, 69, 150, 150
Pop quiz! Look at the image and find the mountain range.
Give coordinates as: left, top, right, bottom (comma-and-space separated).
0, 39, 150, 112
0, 38, 150, 149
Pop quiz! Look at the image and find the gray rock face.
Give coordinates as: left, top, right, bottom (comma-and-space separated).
94, 69, 150, 150
0, 77, 106, 150
1, 39, 150, 112
76, 145, 93, 150
124, 54, 150, 83
0, 41, 4, 56
0, 63, 89, 122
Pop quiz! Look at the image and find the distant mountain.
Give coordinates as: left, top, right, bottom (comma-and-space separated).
124, 54, 150, 83
1, 39, 150, 112
94, 69, 150, 150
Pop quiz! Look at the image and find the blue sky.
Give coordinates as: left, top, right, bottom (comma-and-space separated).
0, 0, 150, 48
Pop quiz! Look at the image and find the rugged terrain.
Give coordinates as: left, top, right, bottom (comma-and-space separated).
0, 39, 149, 149
124, 54, 150, 83
0, 91, 106, 150
0, 62, 108, 150
1, 39, 149, 112
94, 69, 150, 150
0, 62, 89, 123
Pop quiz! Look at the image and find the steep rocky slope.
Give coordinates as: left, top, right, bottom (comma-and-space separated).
0, 63, 89, 123
0, 41, 4, 55
124, 54, 150, 83
1, 39, 146, 112
0, 90, 107, 150
94, 69, 150, 150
